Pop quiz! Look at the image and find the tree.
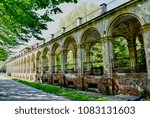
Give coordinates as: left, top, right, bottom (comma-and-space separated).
0, 0, 78, 61
0, 47, 8, 61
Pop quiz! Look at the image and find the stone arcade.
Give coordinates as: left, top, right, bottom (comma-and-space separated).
5, 0, 150, 96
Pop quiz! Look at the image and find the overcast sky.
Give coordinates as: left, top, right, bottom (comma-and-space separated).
13, 0, 130, 54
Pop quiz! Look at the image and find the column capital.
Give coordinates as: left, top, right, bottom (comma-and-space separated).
60, 49, 67, 53
142, 24, 150, 32
42, 55, 46, 59
35, 57, 38, 60
76, 44, 84, 49
50, 52, 55, 56
101, 36, 113, 43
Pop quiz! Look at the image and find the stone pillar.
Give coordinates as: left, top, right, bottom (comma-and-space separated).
61, 49, 67, 73
74, 51, 77, 72
30, 58, 32, 73
21, 62, 23, 74
127, 41, 137, 71
41, 55, 46, 75
35, 58, 38, 74
86, 48, 92, 74
102, 37, 113, 78
23, 61, 25, 74
76, 44, 84, 77
142, 24, 150, 79
50, 53, 55, 73
47, 54, 51, 73
25, 60, 28, 74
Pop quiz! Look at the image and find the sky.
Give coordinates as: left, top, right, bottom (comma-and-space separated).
43, 0, 130, 39
13, 0, 130, 54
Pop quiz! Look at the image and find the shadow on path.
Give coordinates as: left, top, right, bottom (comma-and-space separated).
0, 75, 71, 101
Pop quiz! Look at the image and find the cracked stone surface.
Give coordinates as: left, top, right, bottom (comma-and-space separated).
0, 75, 71, 101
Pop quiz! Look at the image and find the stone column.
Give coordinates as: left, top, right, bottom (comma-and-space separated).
50, 53, 55, 73
74, 51, 77, 72
61, 49, 67, 73
25, 59, 28, 73
30, 58, 32, 73
41, 55, 46, 75
142, 24, 150, 79
127, 41, 137, 71
23, 62, 25, 74
35, 58, 38, 74
85, 48, 92, 74
76, 44, 84, 77
102, 37, 113, 78
47, 54, 51, 73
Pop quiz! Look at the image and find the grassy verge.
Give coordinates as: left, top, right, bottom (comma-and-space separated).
12, 78, 110, 101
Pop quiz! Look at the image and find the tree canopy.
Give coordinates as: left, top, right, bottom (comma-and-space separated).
0, 0, 77, 61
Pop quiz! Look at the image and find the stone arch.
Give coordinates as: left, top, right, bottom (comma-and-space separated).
31, 53, 35, 73
107, 13, 147, 72
27, 55, 30, 73
51, 42, 62, 73
21, 58, 23, 73
106, 13, 145, 37
36, 51, 42, 74
81, 27, 103, 75
18, 59, 21, 73
51, 42, 61, 53
23, 57, 26, 73
81, 27, 101, 44
63, 36, 77, 73
64, 36, 76, 48
43, 47, 50, 73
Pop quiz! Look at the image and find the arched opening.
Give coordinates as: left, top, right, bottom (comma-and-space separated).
64, 37, 77, 73
27, 56, 30, 73
81, 27, 103, 75
136, 36, 147, 72
24, 57, 26, 73
21, 59, 23, 73
113, 37, 130, 72
52, 43, 62, 73
108, 14, 147, 73
90, 42, 103, 75
36, 51, 42, 74
18, 60, 20, 73
43, 47, 50, 74
31, 54, 35, 73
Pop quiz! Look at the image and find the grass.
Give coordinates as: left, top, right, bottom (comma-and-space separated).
12, 78, 110, 101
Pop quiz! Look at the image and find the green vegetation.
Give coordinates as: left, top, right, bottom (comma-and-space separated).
0, 0, 78, 61
0, 47, 8, 61
12, 78, 109, 101
91, 42, 103, 67
113, 37, 130, 68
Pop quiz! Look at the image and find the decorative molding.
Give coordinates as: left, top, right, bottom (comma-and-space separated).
142, 24, 150, 32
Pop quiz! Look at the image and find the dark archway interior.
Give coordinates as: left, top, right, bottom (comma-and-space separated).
81, 27, 103, 75
110, 15, 146, 72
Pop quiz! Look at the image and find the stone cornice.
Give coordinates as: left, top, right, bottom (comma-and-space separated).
101, 36, 113, 43
142, 24, 150, 32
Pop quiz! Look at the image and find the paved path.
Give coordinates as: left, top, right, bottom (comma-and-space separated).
0, 75, 71, 101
